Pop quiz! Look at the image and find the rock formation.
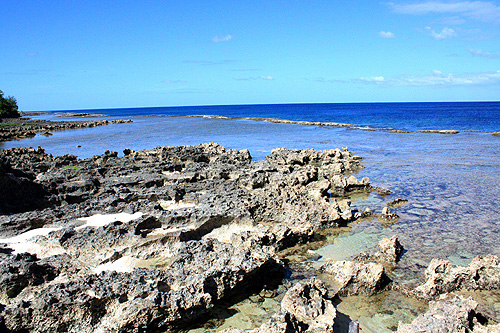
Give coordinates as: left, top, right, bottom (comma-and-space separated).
0, 118, 132, 142
397, 295, 498, 333
351, 235, 404, 267
0, 143, 386, 332
412, 254, 500, 300
319, 260, 392, 296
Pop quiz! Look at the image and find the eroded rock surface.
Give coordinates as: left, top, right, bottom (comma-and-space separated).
2, 239, 283, 332
352, 235, 404, 267
412, 254, 500, 300
397, 295, 497, 333
319, 260, 392, 296
0, 143, 383, 332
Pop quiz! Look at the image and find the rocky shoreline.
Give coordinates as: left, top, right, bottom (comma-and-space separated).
0, 143, 498, 332
0, 117, 132, 142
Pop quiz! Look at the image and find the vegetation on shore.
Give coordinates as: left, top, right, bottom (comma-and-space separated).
0, 90, 20, 119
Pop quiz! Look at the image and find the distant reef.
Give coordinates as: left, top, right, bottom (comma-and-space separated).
0, 117, 132, 142
148, 114, 497, 135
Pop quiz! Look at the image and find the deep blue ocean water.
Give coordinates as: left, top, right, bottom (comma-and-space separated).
44, 101, 500, 132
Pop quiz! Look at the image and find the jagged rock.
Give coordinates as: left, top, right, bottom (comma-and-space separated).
412, 254, 500, 300
387, 198, 408, 208
280, 277, 336, 332
1, 239, 284, 332
379, 206, 399, 221
0, 143, 385, 331
0, 253, 60, 298
397, 295, 496, 333
319, 260, 392, 296
352, 235, 404, 266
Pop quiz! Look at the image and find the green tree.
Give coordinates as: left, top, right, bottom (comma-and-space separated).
0, 90, 20, 118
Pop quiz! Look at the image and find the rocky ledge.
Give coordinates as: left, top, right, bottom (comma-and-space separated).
0, 118, 132, 142
0, 143, 384, 332
0, 143, 498, 332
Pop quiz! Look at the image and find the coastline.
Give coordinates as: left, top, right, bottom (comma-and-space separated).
0, 143, 498, 332
1, 105, 499, 332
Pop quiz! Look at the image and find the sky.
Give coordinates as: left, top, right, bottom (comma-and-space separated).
1, 0, 500, 111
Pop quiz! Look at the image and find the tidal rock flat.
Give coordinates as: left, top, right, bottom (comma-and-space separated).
0, 143, 498, 332
0, 143, 375, 332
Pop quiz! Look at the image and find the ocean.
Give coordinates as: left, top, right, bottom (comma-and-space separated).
2, 101, 499, 331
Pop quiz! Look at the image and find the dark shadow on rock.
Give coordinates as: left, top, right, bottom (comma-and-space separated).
333, 309, 353, 332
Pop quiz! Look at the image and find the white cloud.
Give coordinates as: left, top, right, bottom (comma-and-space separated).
162, 79, 187, 84
312, 77, 347, 83
359, 76, 386, 82
379, 31, 396, 38
211, 35, 233, 43
426, 26, 457, 39
234, 76, 274, 81
470, 48, 500, 58
388, 1, 500, 23
357, 70, 500, 86
437, 15, 467, 25
184, 60, 236, 65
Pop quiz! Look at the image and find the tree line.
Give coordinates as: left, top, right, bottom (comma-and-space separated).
0, 90, 20, 118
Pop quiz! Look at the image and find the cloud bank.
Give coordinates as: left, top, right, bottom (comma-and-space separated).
357, 70, 500, 86
388, 1, 500, 23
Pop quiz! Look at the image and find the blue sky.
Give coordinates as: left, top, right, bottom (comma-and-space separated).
1, 1, 499, 110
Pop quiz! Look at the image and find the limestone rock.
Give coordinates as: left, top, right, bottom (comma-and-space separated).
413, 254, 500, 300
1, 239, 284, 332
0, 143, 383, 331
280, 277, 336, 332
352, 235, 404, 266
397, 295, 495, 333
319, 260, 391, 296
379, 206, 399, 221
